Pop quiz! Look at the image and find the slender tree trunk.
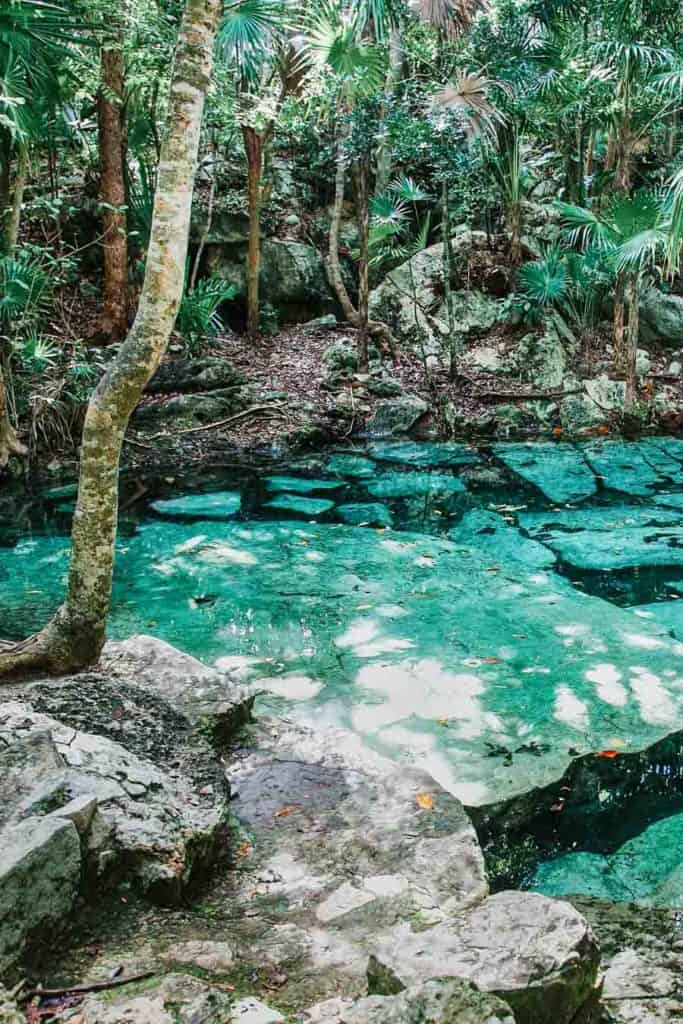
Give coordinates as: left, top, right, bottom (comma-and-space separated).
98, 31, 129, 340
0, 132, 11, 252
0, 363, 27, 467
6, 143, 28, 253
509, 200, 522, 266
354, 158, 370, 373
242, 125, 263, 338
613, 271, 627, 377
190, 143, 216, 291
584, 127, 595, 181
375, 26, 402, 194
442, 179, 458, 380
623, 273, 639, 410
0, 0, 222, 678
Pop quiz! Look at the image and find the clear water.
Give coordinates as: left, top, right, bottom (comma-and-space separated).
2, 438, 683, 904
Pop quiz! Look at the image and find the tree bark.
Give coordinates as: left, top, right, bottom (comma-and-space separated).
623, 273, 639, 410
0, 363, 27, 467
243, 125, 263, 338
354, 157, 370, 373
375, 26, 402, 194
0, 0, 222, 678
5, 142, 28, 253
325, 128, 397, 360
98, 33, 129, 341
613, 270, 627, 376
442, 179, 458, 380
0, 132, 11, 252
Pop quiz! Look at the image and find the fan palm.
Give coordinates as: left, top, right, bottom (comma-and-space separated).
557, 191, 666, 405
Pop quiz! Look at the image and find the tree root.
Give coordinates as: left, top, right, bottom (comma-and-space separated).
0, 610, 103, 681
0, 420, 28, 469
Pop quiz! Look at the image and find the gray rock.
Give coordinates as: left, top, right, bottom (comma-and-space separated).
302, 314, 338, 332
639, 287, 683, 346
560, 375, 626, 433
161, 939, 235, 973
368, 395, 429, 436
0, 815, 81, 973
80, 972, 233, 1024
146, 357, 244, 395
0, 700, 227, 903
134, 386, 255, 430
305, 979, 514, 1024
367, 891, 600, 1024
100, 634, 254, 742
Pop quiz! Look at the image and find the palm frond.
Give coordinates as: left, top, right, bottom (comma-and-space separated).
432, 73, 503, 140
418, 0, 486, 39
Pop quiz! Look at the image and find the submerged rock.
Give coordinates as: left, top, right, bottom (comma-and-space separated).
450, 510, 555, 569
151, 491, 242, 519
337, 502, 394, 527
326, 453, 376, 478
368, 441, 479, 468
367, 471, 465, 498
265, 475, 346, 494
265, 494, 336, 516
493, 442, 596, 503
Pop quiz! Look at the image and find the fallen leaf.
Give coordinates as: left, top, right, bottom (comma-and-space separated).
481, 657, 500, 664
436, 718, 450, 727
595, 750, 619, 759
274, 805, 299, 818
237, 842, 252, 858
416, 792, 435, 811
552, 426, 564, 437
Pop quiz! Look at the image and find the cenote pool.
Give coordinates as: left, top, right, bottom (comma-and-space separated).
3, 437, 683, 907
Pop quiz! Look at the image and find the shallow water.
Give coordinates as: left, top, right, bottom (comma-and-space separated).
2, 437, 683, 904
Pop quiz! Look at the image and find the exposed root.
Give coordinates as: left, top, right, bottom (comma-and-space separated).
0, 419, 27, 468
0, 609, 103, 681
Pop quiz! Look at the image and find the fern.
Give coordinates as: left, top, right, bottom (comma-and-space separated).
176, 278, 238, 355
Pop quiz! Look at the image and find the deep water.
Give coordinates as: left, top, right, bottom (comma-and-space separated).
2, 437, 683, 906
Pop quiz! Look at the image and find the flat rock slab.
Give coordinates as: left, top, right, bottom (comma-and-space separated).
632, 600, 683, 640
493, 443, 596, 504
367, 891, 600, 1024
151, 491, 242, 519
582, 441, 664, 495
450, 510, 555, 569
265, 476, 346, 494
326, 454, 376, 478
265, 494, 336, 516
518, 508, 683, 571
337, 503, 394, 527
222, 720, 488, 1005
368, 442, 479, 468
367, 472, 465, 498
305, 978, 514, 1024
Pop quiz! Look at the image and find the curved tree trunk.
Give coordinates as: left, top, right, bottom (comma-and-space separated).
623, 273, 639, 411
243, 125, 263, 338
0, 364, 27, 467
613, 270, 627, 377
0, 0, 222, 679
98, 31, 129, 341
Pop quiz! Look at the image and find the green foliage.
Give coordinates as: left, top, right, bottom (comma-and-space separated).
517, 244, 612, 330
0, 253, 52, 327
176, 278, 238, 355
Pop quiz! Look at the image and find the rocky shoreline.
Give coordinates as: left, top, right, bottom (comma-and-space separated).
1, 637, 681, 1023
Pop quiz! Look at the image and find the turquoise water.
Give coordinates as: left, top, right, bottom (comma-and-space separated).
2, 438, 683, 902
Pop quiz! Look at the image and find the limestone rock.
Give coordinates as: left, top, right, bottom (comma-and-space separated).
560, 375, 626, 433
305, 979, 514, 1024
0, 700, 227, 903
0, 815, 81, 973
450, 509, 555, 569
100, 634, 254, 742
368, 891, 600, 1024
368, 395, 428, 436
80, 972, 233, 1024
146, 357, 244, 395
161, 939, 235, 973
639, 287, 683, 346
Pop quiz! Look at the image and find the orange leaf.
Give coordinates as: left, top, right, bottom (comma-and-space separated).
595, 750, 619, 759
481, 657, 500, 664
552, 426, 564, 437
275, 804, 299, 818
416, 792, 435, 811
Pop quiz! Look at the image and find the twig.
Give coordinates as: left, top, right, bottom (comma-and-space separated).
123, 436, 154, 450
603, 992, 679, 1001
24, 971, 155, 1000
173, 404, 286, 436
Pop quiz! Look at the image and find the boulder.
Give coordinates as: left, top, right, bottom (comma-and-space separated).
560, 376, 626, 434
367, 891, 600, 1024
133, 386, 256, 431
305, 979, 514, 1024
209, 240, 337, 323
0, 700, 227, 904
146, 356, 244, 395
367, 395, 429, 436
0, 815, 81, 974
639, 287, 683, 346
513, 324, 569, 390
100, 634, 254, 742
